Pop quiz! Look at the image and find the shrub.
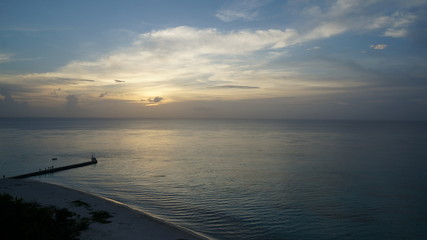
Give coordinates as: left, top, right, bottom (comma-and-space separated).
0, 193, 89, 240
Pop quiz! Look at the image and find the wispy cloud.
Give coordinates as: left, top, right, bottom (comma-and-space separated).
295, 0, 423, 38
0, 53, 13, 63
306, 46, 322, 51
381, 12, 417, 37
134, 26, 300, 55
9, 8, 418, 106
2, 0, 426, 118
38, 25, 351, 104
209, 85, 260, 89
0, 53, 41, 63
216, 0, 271, 22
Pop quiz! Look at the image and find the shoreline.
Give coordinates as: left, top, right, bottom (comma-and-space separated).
0, 178, 210, 240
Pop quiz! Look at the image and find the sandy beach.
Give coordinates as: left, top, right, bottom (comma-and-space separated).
0, 179, 209, 240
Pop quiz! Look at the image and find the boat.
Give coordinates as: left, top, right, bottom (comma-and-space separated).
52, 158, 58, 161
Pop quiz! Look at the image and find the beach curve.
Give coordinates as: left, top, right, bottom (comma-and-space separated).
0, 178, 210, 240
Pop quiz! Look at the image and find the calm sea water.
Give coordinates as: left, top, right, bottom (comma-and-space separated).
1, 118, 427, 240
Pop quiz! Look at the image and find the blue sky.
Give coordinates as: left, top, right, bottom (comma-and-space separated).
1, 0, 427, 120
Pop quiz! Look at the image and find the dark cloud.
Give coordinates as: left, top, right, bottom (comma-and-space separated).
209, 85, 259, 89
99, 92, 108, 97
51, 88, 61, 96
150, 96, 164, 103
144, 96, 164, 104
0, 93, 18, 104
114, 79, 125, 83
54, 77, 95, 83
0, 92, 30, 117
65, 95, 79, 111
0, 83, 34, 95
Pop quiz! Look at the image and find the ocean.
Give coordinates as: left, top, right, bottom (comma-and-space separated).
1, 118, 427, 240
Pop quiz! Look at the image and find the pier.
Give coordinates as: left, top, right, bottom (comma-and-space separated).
10, 157, 97, 179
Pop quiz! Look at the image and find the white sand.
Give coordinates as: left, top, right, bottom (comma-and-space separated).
0, 179, 210, 240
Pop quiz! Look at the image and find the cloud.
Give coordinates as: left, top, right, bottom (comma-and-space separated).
295, 0, 423, 39
0, 92, 19, 104
134, 26, 300, 55
209, 85, 259, 89
50, 26, 305, 99
149, 96, 164, 103
31, 20, 414, 106
306, 46, 322, 51
142, 96, 164, 104
0, 53, 41, 63
216, 10, 257, 22
383, 28, 407, 38
50, 88, 62, 96
2, 0, 425, 119
0, 53, 13, 63
99, 92, 108, 97
0, 92, 30, 117
302, 22, 347, 41
381, 12, 417, 37
216, 0, 271, 22
51, 0, 427, 93
65, 95, 79, 111
370, 44, 388, 50
43, 77, 96, 85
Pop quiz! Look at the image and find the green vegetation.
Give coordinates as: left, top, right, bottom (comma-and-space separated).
71, 200, 113, 223
71, 199, 92, 209
90, 210, 113, 223
0, 194, 114, 240
0, 193, 89, 240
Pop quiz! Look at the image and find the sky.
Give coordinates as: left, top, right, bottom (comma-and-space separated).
1, 0, 427, 120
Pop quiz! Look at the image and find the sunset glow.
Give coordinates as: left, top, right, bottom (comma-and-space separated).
1, 0, 427, 119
